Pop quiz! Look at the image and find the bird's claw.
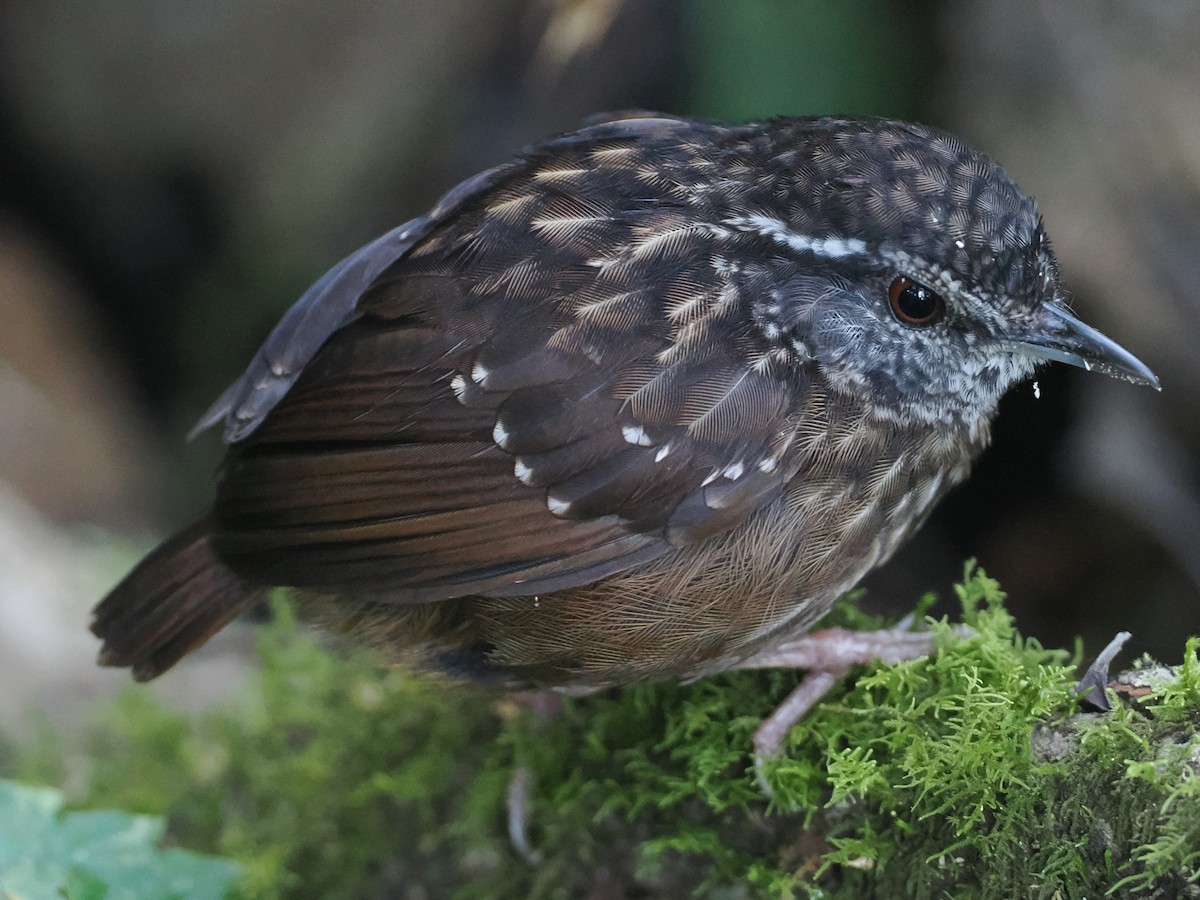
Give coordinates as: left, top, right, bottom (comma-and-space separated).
743, 619, 972, 795
1076, 631, 1132, 712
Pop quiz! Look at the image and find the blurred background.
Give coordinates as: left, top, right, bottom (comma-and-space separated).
1, 0, 1197, 735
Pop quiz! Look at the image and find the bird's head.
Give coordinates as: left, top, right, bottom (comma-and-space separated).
727, 118, 1158, 434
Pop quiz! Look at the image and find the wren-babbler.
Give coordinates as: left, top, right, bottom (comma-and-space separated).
93, 114, 1158, 756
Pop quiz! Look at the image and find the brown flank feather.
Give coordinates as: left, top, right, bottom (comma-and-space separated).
91, 518, 265, 681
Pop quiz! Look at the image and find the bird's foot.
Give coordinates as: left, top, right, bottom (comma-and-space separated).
1075, 631, 1132, 712
735, 620, 967, 793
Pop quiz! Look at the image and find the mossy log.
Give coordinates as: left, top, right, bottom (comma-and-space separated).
10, 567, 1198, 899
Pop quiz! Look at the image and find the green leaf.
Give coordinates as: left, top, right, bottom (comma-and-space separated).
0, 779, 239, 900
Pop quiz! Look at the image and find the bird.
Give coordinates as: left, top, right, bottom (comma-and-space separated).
92, 112, 1158, 758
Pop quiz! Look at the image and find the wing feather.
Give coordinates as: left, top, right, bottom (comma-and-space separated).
210, 115, 817, 602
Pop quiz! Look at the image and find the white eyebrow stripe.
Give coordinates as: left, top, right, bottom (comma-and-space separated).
724, 214, 868, 259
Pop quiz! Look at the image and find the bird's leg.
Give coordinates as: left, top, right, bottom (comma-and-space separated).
504, 686, 597, 863
733, 620, 962, 790
506, 765, 542, 864
749, 668, 847, 780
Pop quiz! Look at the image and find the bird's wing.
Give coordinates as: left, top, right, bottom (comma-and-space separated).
193, 115, 697, 443
211, 115, 816, 602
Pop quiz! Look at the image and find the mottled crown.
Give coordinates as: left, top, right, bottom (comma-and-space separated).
750, 117, 1056, 304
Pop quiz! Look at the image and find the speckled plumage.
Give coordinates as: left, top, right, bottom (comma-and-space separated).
92, 113, 1156, 688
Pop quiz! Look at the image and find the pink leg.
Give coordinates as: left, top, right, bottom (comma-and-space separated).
751, 670, 844, 779
733, 623, 959, 784
503, 691, 568, 864
506, 765, 542, 864
737, 623, 944, 674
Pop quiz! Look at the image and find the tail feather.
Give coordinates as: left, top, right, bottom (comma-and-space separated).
92, 518, 265, 681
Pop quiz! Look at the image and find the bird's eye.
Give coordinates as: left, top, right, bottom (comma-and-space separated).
888, 276, 945, 326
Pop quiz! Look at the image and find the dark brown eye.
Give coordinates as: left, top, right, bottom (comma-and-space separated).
888, 276, 945, 326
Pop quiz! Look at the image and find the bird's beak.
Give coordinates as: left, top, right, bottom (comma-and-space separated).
1006, 302, 1160, 390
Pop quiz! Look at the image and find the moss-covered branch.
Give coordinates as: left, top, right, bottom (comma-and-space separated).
8, 567, 1199, 898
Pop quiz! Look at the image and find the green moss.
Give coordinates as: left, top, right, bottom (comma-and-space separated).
1111, 636, 1200, 894
9, 568, 1199, 898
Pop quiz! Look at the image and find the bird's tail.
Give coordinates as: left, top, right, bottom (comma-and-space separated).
91, 518, 265, 681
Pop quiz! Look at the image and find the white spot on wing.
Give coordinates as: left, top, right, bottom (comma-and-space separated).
450, 373, 468, 403
723, 461, 745, 480
758, 457, 778, 474
472, 361, 489, 385
514, 460, 534, 484
622, 424, 653, 446
654, 443, 673, 463
493, 420, 509, 447
547, 495, 571, 516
